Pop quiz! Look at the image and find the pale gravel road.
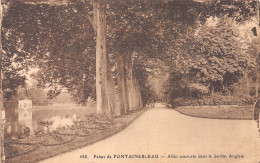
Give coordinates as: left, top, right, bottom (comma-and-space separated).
40, 104, 260, 163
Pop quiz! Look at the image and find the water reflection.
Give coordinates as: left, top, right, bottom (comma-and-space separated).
6, 109, 36, 139
18, 110, 34, 135
5, 105, 95, 139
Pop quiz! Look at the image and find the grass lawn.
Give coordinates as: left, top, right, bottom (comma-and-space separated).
175, 105, 253, 120
6, 108, 148, 163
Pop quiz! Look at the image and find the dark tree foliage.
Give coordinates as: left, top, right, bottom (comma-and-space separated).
160, 0, 258, 106
199, 0, 258, 22
3, 2, 96, 104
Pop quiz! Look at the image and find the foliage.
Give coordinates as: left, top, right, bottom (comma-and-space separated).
231, 76, 256, 102
187, 83, 209, 94
162, 15, 257, 107
199, 0, 258, 23
171, 94, 253, 108
3, 2, 96, 105
191, 17, 255, 89
16, 84, 52, 106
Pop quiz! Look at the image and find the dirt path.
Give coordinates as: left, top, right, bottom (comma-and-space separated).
40, 104, 259, 163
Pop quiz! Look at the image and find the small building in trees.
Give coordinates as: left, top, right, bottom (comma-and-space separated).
18, 99, 32, 109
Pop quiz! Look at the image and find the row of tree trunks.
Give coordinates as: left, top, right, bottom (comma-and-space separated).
127, 52, 143, 111
116, 52, 144, 114
94, 1, 144, 116
107, 54, 120, 117
119, 51, 144, 113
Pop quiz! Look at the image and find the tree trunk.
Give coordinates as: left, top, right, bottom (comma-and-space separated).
127, 53, 135, 111
256, 72, 259, 98
132, 77, 138, 110
256, 53, 259, 98
210, 81, 214, 106
136, 78, 143, 107
245, 70, 250, 96
116, 54, 129, 114
94, 1, 110, 116
127, 78, 134, 111
0, 2, 4, 162
132, 77, 142, 109
123, 58, 130, 112
106, 54, 120, 117
211, 81, 214, 96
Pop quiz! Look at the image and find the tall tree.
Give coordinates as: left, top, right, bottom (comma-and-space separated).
0, 2, 3, 162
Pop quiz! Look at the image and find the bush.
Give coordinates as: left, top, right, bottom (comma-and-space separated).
170, 93, 253, 108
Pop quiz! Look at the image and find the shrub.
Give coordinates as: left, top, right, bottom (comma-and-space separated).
171, 93, 253, 108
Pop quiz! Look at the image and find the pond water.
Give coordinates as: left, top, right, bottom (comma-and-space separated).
5, 104, 96, 139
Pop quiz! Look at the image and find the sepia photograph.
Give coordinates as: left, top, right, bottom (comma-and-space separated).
0, 0, 260, 162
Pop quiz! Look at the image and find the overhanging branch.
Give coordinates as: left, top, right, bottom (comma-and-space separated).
86, 13, 94, 30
